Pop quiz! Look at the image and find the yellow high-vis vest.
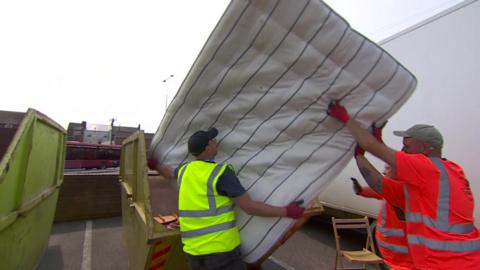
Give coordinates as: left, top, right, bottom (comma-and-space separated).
177, 160, 240, 255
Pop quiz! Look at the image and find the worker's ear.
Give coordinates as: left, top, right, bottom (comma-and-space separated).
204, 140, 215, 153
422, 143, 435, 155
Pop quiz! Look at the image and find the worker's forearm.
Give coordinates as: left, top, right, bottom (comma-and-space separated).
346, 120, 378, 151
245, 201, 287, 217
159, 164, 174, 180
355, 155, 383, 194
358, 186, 383, 200
346, 120, 397, 168
233, 193, 287, 217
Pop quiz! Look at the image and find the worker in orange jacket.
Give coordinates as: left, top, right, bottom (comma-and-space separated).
353, 178, 414, 270
328, 101, 480, 269
351, 125, 415, 270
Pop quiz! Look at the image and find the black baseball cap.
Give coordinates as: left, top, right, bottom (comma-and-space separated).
188, 127, 218, 156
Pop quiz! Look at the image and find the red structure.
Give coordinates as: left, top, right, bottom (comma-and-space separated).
65, 141, 121, 169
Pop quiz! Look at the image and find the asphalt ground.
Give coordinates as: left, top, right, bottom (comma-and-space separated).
38, 216, 374, 270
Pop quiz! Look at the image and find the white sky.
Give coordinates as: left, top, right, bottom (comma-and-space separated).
0, 0, 462, 133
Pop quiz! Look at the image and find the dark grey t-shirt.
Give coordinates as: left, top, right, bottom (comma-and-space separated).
175, 161, 246, 198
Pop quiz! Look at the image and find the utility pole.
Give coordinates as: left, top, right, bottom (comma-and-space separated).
162, 74, 174, 112
109, 118, 116, 145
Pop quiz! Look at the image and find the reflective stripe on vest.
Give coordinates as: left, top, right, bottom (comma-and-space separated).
178, 164, 234, 218
378, 201, 405, 237
377, 239, 409, 253
176, 165, 187, 192
404, 157, 480, 252
181, 221, 237, 238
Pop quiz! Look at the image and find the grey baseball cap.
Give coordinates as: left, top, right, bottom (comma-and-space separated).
393, 124, 443, 148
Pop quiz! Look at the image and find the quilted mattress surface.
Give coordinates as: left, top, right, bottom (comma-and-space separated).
149, 0, 416, 263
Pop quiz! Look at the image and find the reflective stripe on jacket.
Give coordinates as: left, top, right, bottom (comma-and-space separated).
402, 157, 480, 269
360, 187, 414, 269
376, 201, 415, 269
404, 158, 479, 250
178, 161, 240, 255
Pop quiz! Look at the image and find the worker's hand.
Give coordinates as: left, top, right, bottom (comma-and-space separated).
159, 164, 175, 180
354, 145, 365, 157
286, 200, 305, 219
166, 220, 180, 230
327, 101, 350, 123
148, 159, 175, 180
147, 159, 157, 171
372, 121, 387, 143
350, 177, 362, 195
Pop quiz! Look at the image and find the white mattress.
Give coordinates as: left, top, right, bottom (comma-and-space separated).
149, 0, 416, 263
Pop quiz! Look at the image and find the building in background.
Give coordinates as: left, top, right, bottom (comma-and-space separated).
67, 121, 154, 148
67, 121, 86, 142
83, 123, 111, 145
0, 110, 25, 156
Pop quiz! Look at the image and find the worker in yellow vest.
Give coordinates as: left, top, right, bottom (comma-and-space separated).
164, 127, 305, 270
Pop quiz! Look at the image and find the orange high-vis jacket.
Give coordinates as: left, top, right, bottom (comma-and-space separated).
359, 181, 415, 270
395, 151, 480, 270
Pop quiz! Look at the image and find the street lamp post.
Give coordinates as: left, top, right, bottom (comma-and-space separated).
163, 74, 174, 112
109, 118, 115, 145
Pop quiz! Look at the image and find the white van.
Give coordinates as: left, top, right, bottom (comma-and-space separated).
319, 0, 480, 226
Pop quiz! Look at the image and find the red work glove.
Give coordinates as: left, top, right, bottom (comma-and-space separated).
372, 121, 387, 143
147, 159, 157, 171
286, 200, 305, 219
354, 145, 365, 157
328, 101, 350, 123
350, 177, 362, 195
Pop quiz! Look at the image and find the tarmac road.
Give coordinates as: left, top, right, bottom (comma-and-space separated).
38, 216, 370, 270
